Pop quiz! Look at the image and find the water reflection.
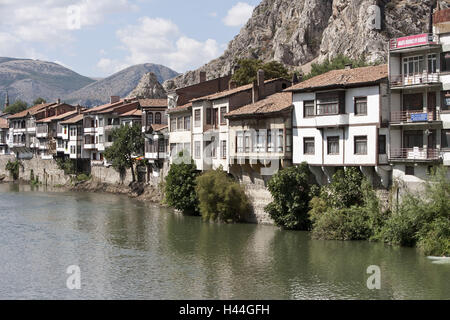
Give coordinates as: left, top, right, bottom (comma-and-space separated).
0, 183, 448, 299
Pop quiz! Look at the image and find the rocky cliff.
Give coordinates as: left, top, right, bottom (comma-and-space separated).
165, 0, 444, 90
127, 72, 167, 99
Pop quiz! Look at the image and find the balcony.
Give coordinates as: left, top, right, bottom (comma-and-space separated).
390, 147, 441, 162
104, 124, 120, 132
390, 72, 440, 89
84, 144, 96, 150
390, 110, 440, 124
314, 114, 349, 127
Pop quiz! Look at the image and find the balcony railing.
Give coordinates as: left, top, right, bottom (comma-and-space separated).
390, 147, 441, 161
390, 72, 440, 88
390, 109, 440, 123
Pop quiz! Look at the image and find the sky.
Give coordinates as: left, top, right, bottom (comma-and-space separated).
0, 0, 262, 78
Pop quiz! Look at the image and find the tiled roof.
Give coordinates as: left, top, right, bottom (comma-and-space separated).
0, 117, 8, 129
285, 64, 388, 92
36, 110, 79, 123
7, 102, 57, 119
167, 102, 192, 114
121, 109, 142, 117
60, 114, 84, 125
151, 124, 168, 132
191, 78, 286, 102
138, 99, 167, 108
226, 92, 293, 118
85, 100, 126, 114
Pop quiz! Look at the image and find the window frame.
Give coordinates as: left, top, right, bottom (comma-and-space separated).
354, 96, 368, 116
354, 135, 368, 155
303, 137, 315, 155
327, 136, 340, 155
303, 100, 315, 117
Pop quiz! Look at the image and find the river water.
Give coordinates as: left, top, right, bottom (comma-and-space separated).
0, 183, 448, 300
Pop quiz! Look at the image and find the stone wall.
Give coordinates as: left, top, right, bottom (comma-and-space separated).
90, 165, 133, 185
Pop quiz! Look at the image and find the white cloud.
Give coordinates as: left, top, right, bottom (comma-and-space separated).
223, 2, 254, 27
98, 17, 221, 73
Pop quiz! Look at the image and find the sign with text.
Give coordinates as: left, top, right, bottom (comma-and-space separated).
411, 113, 428, 122
391, 34, 432, 50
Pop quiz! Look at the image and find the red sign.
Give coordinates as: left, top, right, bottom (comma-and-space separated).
391, 33, 432, 50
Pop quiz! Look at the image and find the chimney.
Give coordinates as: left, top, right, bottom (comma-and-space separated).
257, 69, 265, 99
252, 80, 259, 103
110, 96, 120, 104
345, 63, 353, 70
77, 105, 82, 114
57, 98, 61, 104
292, 73, 299, 85
429, 2, 436, 34
199, 71, 206, 83
229, 80, 237, 90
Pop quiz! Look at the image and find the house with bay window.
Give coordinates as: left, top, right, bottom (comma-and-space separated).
60, 114, 86, 161
289, 64, 391, 188
387, 6, 450, 189
0, 118, 9, 155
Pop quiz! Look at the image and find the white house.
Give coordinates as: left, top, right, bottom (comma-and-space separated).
288, 64, 391, 187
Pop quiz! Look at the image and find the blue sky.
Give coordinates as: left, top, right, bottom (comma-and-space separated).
0, 0, 262, 78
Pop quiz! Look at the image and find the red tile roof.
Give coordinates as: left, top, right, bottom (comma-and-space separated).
138, 99, 167, 108
151, 124, 168, 132
226, 92, 293, 118
167, 102, 192, 114
7, 102, 57, 119
60, 114, 84, 125
285, 64, 388, 92
121, 109, 142, 117
0, 117, 8, 129
36, 110, 79, 123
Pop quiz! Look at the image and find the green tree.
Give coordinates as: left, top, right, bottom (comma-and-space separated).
5, 160, 23, 181
321, 167, 364, 209
165, 153, 199, 215
265, 163, 316, 230
231, 59, 290, 86
104, 123, 144, 182
33, 97, 47, 105
4, 100, 28, 114
196, 168, 249, 222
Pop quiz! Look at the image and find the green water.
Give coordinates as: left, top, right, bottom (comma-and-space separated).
0, 183, 448, 299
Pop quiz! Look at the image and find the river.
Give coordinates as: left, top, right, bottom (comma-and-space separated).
0, 183, 448, 300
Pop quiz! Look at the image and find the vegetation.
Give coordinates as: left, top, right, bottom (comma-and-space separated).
76, 173, 91, 182
104, 123, 144, 182
5, 160, 23, 181
303, 54, 383, 80
4, 100, 28, 114
29, 169, 40, 186
376, 167, 449, 256
196, 168, 249, 223
56, 158, 76, 175
164, 152, 199, 215
33, 97, 46, 105
231, 58, 290, 86
265, 163, 317, 230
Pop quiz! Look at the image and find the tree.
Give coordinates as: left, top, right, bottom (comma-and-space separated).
4, 100, 28, 114
104, 123, 144, 182
164, 152, 199, 215
265, 163, 317, 230
196, 168, 249, 222
33, 97, 46, 105
231, 59, 289, 86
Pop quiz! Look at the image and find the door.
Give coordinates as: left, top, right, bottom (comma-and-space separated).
428, 92, 437, 120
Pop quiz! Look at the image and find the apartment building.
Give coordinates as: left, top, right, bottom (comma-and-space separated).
226, 91, 293, 184
60, 114, 86, 160
387, 6, 450, 189
141, 99, 169, 175
0, 117, 9, 155
7, 100, 76, 159
289, 64, 391, 187
83, 97, 139, 166
190, 71, 291, 172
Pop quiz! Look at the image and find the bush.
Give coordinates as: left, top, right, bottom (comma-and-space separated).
321, 167, 364, 209
265, 163, 316, 230
76, 173, 91, 182
56, 158, 76, 175
5, 160, 23, 181
196, 168, 249, 222
164, 153, 199, 215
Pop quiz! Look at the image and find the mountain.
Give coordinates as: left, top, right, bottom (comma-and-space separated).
127, 72, 167, 99
0, 58, 95, 108
164, 0, 444, 90
65, 64, 178, 107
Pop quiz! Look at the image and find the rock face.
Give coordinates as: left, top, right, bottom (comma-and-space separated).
127, 72, 167, 99
164, 0, 441, 90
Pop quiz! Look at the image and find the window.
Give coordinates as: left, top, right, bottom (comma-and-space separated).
428, 54, 437, 73
177, 117, 183, 131
442, 130, 450, 149
206, 109, 211, 125
184, 116, 190, 130
210, 137, 216, 158
304, 100, 315, 117
355, 97, 367, 115
195, 141, 201, 159
257, 130, 266, 152
285, 129, 292, 152
147, 113, 153, 125
277, 129, 283, 152
405, 166, 415, 176
159, 140, 166, 153
236, 132, 244, 153
267, 129, 273, 152
183, 143, 191, 156
379, 135, 386, 155
99, 135, 104, 143
441, 52, 450, 72
220, 140, 227, 159
155, 112, 161, 124
220, 107, 227, 125
170, 143, 176, 157
244, 132, 251, 153
170, 117, 176, 132
403, 55, 425, 75
304, 137, 315, 155
99, 118, 104, 127
316, 91, 344, 115
442, 91, 450, 111
404, 131, 423, 148
327, 136, 339, 155
354, 136, 368, 155
194, 110, 201, 127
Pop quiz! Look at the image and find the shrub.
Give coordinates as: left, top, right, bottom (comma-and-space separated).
165, 153, 199, 215
265, 163, 316, 230
321, 167, 364, 209
196, 168, 249, 222
5, 160, 23, 180
56, 158, 76, 175
76, 173, 91, 182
